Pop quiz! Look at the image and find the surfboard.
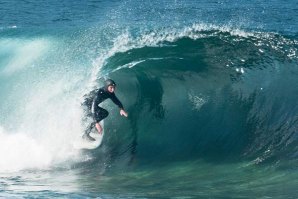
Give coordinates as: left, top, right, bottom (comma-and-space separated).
73, 131, 104, 150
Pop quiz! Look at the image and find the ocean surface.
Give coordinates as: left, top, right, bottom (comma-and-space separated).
1, 0, 298, 198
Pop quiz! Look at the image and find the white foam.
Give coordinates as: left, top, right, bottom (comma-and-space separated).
0, 80, 88, 173
0, 126, 52, 172
236, 67, 245, 74
20, 79, 86, 160
0, 78, 86, 172
188, 93, 209, 111
0, 38, 49, 75
9, 25, 17, 29
0, 41, 90, 172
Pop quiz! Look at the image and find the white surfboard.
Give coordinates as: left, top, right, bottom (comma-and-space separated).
73, 131, 104, 150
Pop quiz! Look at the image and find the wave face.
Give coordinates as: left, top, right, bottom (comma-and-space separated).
97, 26, 298, 166
1, 0, 298, 197
0, 24, 297, 175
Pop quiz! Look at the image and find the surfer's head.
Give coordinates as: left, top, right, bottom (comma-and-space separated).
104, 79, 116, 93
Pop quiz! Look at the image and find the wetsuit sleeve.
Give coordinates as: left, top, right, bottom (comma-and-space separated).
110, 93, 124, 109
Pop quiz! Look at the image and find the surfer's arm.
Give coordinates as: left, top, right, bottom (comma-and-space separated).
110, 93, 124, 109
110, 94, 128, 117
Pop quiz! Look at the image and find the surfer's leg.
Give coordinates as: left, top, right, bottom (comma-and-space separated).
82, 121, 96, 141
95, 122, 103, 134
82, 108, 96, 141
94, 107, 109, 135
84, 122, 95, 135
82, 122, 96, 141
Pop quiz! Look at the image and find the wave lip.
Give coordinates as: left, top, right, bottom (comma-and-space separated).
97, 23, 297, 75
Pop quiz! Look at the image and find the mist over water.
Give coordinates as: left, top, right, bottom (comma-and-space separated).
0, 0, 298, 198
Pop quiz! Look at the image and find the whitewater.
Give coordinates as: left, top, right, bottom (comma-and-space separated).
0, 0, 298, 198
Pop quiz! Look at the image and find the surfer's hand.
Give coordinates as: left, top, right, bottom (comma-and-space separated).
120, 109, 128, 117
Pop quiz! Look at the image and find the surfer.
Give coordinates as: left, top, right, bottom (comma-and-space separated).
82, 79, 128, 141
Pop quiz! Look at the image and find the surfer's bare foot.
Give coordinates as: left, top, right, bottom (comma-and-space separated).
95, 123, 103, 135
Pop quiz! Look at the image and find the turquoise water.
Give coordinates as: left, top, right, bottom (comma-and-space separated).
1, 0, 298, 198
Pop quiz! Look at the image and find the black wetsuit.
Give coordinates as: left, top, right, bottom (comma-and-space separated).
84, 86, 124, 135
92, 87, 124, 121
